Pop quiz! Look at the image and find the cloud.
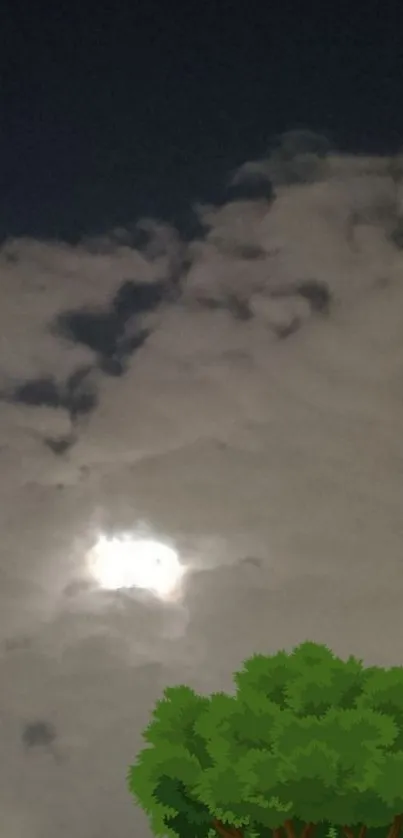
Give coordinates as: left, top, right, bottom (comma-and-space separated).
1, 143, 403, 837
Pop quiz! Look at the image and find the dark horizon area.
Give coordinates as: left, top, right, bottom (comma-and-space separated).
1, 2, 403, 242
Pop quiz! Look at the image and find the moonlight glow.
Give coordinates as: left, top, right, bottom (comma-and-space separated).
87, 533, 185, 600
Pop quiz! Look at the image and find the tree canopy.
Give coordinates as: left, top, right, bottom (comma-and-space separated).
128, 641, 403, 838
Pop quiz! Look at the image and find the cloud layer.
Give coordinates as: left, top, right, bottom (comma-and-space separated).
1, 143, 403, 837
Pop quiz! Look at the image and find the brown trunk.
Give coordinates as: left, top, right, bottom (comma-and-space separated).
273, 830, 284, 838
212, 818, 243, 838
283, 820, 317, 838
387, 815, 403, 838
345, 825, 366, 838
301, 824, 316, 838
344, 819, 402, 838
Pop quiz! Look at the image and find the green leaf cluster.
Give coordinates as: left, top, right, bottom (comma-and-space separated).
128, 643, 403, 838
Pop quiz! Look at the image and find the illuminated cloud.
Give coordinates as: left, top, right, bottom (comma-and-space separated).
1, 145, 403, 838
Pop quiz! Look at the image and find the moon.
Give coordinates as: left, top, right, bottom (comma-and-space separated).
86, 532, 186, 600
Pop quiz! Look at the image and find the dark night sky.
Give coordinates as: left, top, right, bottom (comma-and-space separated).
1, 1, 402, 241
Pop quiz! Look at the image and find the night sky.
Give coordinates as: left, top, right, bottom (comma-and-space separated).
1, 2, 402, 241
3, 5, 403, 837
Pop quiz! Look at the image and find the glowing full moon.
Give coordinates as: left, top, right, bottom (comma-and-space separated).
86, 533, 185, 600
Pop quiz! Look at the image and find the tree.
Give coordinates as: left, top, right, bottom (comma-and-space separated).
127, 641, 403, 838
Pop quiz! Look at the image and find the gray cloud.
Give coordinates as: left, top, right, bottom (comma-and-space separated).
1, 145, 403, 837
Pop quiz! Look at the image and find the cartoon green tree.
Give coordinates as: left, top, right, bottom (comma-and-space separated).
128, 641, 403, 838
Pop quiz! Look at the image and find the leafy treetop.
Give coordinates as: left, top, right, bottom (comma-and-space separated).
128, 641, 403, 838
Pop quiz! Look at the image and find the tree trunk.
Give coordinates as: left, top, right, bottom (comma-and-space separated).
284, 820, 315, 838
387, 815, 403, 838
344, 826, 369, 838
212, 818, 243, 838
344, 820, 402, 838
284, 821, 296, 838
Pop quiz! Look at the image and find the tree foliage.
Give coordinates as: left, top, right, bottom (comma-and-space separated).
128, 642, 403, 838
